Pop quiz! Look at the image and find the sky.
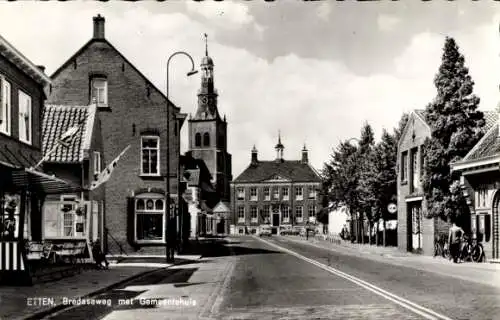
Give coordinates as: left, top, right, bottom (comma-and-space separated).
0, 1, 499, 178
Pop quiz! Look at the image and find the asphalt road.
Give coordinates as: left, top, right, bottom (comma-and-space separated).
40, 236, 499, 320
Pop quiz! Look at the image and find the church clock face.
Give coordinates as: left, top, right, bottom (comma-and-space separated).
202, 97, 208, 104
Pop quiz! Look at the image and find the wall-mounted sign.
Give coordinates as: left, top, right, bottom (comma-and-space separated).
387, 203, 397, 214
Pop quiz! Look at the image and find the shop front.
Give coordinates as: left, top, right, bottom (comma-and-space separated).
0, 166, 83, 285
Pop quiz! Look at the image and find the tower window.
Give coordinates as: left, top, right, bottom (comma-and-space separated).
203, 132, 210, 146
195, 133, 201, 147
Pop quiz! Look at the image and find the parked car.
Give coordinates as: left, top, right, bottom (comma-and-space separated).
259, 225, 272, 237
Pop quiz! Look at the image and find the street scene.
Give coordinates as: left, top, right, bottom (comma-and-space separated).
0, 1, 500, 320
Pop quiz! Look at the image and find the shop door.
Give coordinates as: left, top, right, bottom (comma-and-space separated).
411, 203, 423, 251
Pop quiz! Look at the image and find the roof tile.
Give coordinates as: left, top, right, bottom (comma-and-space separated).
233, 160, 322, 183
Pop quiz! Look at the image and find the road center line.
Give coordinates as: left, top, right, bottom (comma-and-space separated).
255, 236, 453, 320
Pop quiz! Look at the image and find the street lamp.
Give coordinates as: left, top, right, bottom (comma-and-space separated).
166, 51, 198, 263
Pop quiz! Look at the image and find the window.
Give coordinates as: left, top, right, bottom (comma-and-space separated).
401, 151, 408, 183
237, 187, 245, 200
282, 205, 290, 223
282, 187, 289, 200
295, 206, 303, 223
308, 187, 316, 200
0, 77, 11, 135
250, 187, 258, 201
476, 188, 488, 208
141, 136, 159, 175
18, 90, 32, 144
272, 188, 279, 200
263, 205, 270, 222
420, 147, 425, 177
0, 193, 21, 240
410, 148, 419, 192
60, 195, 78, 237
295, 187, 303, 200
195, 133, 201, 147
203, 132, 210, 146
91, 78, 107, 107
93, 151, 101, 175
308, 205, 316, 218
250, 206, 258, 222
237, 206, 245, 222
135, 196, 164, 242
264, 187, 270, 201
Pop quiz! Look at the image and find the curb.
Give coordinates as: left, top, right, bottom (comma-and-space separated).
21, 265, 172, 320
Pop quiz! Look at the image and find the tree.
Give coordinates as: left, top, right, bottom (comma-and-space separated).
322, 140, 360, 241
356, 123, 376, 243
422, 37, 485, 226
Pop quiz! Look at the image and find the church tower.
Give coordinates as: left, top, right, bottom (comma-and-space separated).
188, 34, 232, 203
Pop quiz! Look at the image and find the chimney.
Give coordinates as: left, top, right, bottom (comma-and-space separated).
251, 145, 258, 164
36, 65, 46, 73
93, 14, 105, 39
302, 144, 308, 164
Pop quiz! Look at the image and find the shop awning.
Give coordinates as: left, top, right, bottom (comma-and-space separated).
9, 168, 84, 194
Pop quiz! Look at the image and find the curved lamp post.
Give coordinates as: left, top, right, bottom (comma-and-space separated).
166, 51, 198, 263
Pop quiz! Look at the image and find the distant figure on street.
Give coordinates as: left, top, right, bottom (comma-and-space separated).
448, 222, 464, 263
92, 239, 109, 269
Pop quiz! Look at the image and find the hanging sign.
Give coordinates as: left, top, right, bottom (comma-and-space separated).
387, 203, 397, 214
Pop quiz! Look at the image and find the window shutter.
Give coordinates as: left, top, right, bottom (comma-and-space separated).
126, 197, 137, 248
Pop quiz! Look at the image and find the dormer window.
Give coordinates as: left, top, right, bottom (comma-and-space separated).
91, 77, 108, 107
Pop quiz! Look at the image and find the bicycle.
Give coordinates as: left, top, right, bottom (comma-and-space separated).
460, 235, 485, 263
433, 234, 450, 260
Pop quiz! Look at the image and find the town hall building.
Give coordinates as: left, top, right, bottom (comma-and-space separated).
230, 136, 322, 235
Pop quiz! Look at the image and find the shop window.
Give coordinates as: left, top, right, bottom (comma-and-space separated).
60, 195, 78, 237
0, 193, 21, 240
135, 195, 164, 242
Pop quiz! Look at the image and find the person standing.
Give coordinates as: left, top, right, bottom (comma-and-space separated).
448, 221, 464, 263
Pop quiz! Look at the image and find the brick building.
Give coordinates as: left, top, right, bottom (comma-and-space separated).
46, 15, 186, 254
187, 38, 232, 235
0, 34, 81, 284
230, 137, 322, 235
397, 109, 496, 255
451, 108, 500, 261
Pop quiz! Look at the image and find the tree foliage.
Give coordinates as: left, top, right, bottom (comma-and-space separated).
422, 37, 485, 224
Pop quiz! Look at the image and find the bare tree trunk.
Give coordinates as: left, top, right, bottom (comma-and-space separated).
368, 220, 372, 245
383, 219, 387, 247
376, 220, 379, 246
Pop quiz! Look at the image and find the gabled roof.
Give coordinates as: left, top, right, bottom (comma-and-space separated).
42, 104, 97, 163
233, 160, 322, 183
457, 123, 499, 164
50, 38, 180, 113
213, 201, 230, 213
0, 34, 51, 86
482, 110, 497, 131
397, 109, 431, 148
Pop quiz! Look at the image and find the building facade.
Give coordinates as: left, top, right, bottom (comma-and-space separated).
0, 34, 81, 284
230, 138, 322, 235
397, 109, 496, 256
41, 104, 105, 250
451, 110, 500, 261
46, 15, 186, 254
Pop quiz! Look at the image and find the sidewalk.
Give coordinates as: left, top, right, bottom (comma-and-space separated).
282, 235, 500, 288
0, 254, 200, 320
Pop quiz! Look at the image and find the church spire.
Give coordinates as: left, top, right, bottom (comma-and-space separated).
205, 33, 208, 56
275, 130, 284, 161
195, 33, 219, 120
